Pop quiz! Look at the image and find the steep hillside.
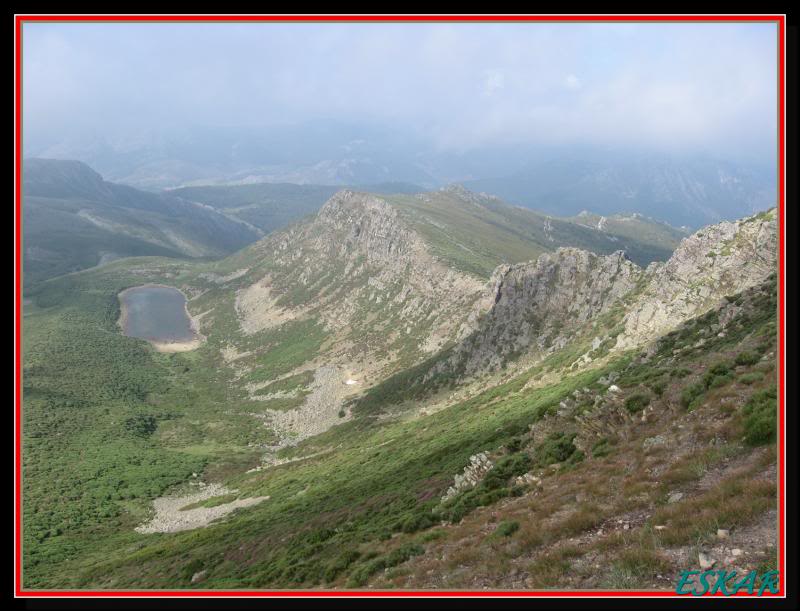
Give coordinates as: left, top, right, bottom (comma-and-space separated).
174, 187, 687, 432
368, 274, 779, 590
22, 159, 260, 288
617, 209, 778, 348
382, 185, 684, 273
183, 190, 491, 425
444, 249, 640, 376
20, 196, 778, 591
568, 210, 689, 246
353, 208, 776, 414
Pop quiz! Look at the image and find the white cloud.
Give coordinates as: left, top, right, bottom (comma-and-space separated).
565, 74, 581, 90
484, 70, 505, 96
22, 22, 778, 162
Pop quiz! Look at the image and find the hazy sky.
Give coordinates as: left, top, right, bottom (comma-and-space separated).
23, 21, 778, 161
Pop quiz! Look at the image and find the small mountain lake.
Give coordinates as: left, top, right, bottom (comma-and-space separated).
119, 285, 198, 346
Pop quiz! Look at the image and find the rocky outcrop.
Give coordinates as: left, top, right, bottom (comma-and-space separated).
615, 209, 777, 349
231, 195, 776, 448
314, 191, 422, 265
420, 209, 776, 384
442, 452, 493, 502
444, 248, 640, 376
236, 192, 485, 354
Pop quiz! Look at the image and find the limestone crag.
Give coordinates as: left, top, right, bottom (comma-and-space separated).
616, 209, 777, 349
445, 248, 640, 376
442, 452, 494, 502
412, 209, 777, 393
235, 191, 484, 358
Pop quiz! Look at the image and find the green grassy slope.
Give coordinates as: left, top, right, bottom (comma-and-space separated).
21, 185, 772, 591
373, 276, 778, 590
21, 246, 777, 589
169, 183, 340, 234
169, 183, 685, 280
22, 159, 259, 289
567, 211, 689, 251
21, 259, 281, 587
384, 188, 683, 276
170, 182, 424, 234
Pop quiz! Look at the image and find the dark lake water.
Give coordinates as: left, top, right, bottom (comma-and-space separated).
120, 286, 196, 342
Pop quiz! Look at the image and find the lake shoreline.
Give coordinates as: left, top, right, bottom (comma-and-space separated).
117, 284, 205, 353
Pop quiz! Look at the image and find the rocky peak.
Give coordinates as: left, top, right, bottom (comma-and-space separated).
428, 206, 776, 383
616, 208, 777, 349
312, 190, 427, 266
233, 188, 485, 367
439, 184, 499, 207
446, 247, 641, 377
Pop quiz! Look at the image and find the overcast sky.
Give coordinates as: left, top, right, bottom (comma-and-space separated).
22, 21, 778, 162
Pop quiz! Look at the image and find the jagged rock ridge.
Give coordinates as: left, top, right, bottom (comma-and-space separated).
392, 208, 777, 390
616, 209, 778, 348
446, 248, 640, 376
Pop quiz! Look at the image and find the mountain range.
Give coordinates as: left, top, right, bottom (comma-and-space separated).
21, 159, 688, 289
22, 183, 778, 590
465, 153, 777, 228
22, 159, 259, 287
25, 123, 776, 229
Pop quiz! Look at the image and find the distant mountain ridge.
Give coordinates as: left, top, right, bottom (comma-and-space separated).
26, 123, 775, 229
465, 154, 776, 228
23, 158, 689, 289
169, 182, 424, 235
22, 158, 260, 288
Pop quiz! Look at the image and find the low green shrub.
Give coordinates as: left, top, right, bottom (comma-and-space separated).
592, 438, 612, 458
483, 453, 532, 490
648, 379, 668, 397
399, 512, 436, 534
495, 520, 520, 537
681, 382, 706, 410
743, 386, 777, 446
707, 373, 734, 389
386, 543, 424, 567
739, 372, 764, 386
535, 432, 578, 466
735, 351, 761, 367
703, 361, 733, 388
323, 549, 361, 583
624, 393, 651, 413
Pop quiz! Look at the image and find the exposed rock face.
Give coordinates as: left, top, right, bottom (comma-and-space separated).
264, 365, 350, 446
314, 191, 422, 265
227, 195, 776, 448
416, 209, 776, 387
615, 209, 777, 349
442, 452, 493, 502
446, 248, 640, 376
236, 191, 484, 356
